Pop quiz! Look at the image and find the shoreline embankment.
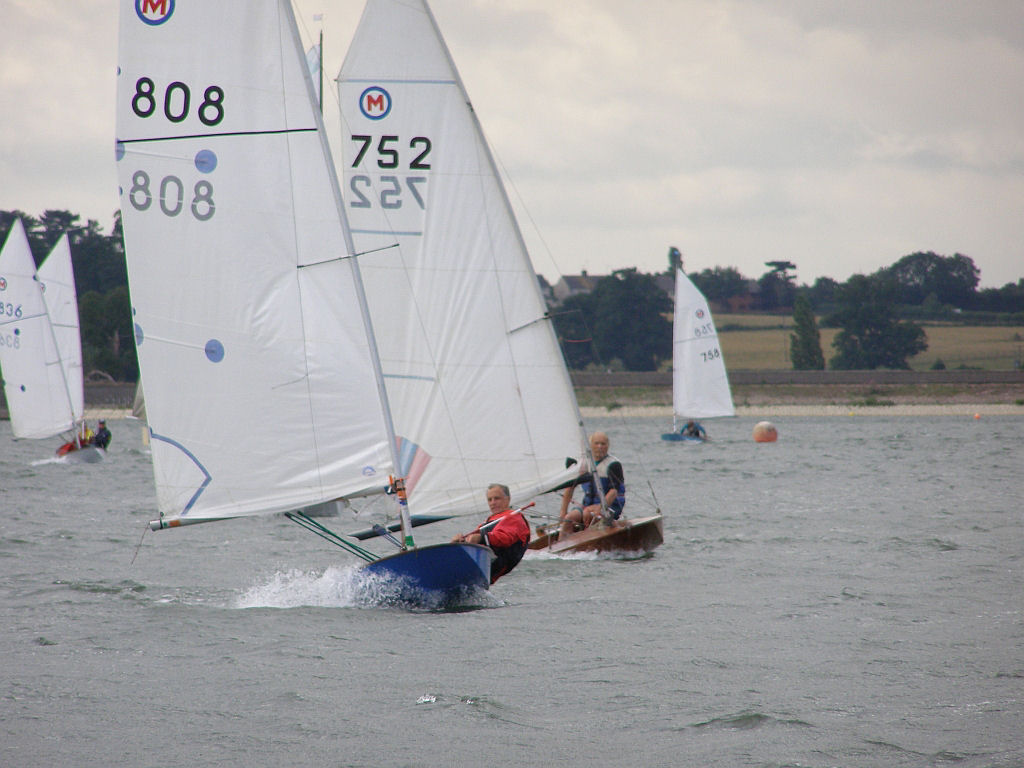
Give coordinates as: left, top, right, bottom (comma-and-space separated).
3, 371, 1022, 421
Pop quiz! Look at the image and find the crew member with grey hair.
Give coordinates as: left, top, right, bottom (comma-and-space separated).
452, 483, 530, 583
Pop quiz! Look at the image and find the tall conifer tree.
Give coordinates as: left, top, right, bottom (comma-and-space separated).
790, 294, 825, 370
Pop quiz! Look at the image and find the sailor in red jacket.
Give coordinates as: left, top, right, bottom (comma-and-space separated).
451, 483, 530, 584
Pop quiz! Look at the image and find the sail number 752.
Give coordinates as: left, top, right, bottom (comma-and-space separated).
348, 135, 431, 211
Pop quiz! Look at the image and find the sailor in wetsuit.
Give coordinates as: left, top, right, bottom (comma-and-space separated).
451, 483, 530, 584
559, 431, 626, 535
682, 420, 707, 439
94, 420, 112, 450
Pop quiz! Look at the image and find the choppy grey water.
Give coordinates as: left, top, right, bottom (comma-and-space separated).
2, 412, 1022, 768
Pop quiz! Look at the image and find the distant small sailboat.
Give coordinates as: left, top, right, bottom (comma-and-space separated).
0, 219, 100, 462
661, 268, 734, 441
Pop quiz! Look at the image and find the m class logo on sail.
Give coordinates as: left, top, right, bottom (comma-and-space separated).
359, 86, 392, 120
135, 0, 174, 25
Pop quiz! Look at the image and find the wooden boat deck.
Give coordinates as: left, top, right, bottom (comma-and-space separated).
528, 514, 663, 556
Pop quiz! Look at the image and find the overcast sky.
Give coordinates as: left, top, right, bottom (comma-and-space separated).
2, 0, 1022, 287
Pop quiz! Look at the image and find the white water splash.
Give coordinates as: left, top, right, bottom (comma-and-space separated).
233, 565, 372, 609
232, 565, 497, 611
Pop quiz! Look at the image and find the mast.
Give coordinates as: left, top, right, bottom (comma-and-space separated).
292, 6, 414, 549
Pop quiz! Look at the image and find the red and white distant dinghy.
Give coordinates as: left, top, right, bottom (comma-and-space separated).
0, 220, 98, 462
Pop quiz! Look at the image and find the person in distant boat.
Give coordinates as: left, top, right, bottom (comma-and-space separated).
451, 483, 530, 584
94, 420, 112, 450
682, 420, 707, 440
559, 431, 625, 535
80, 423, 95, 446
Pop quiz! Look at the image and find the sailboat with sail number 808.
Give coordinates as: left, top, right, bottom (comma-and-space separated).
115, 0, 502, 604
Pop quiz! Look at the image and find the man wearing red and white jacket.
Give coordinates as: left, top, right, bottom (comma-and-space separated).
451, 483, 530, 584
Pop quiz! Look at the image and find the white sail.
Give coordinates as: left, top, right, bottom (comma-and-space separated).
37, 234, 84, 425
115, 0, 394, 523
0, 219, 78, 439
337, 0, 587, 517
671, 268, 735, 421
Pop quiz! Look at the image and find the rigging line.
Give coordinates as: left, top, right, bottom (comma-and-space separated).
285, 512, 379, 563
116, 127, 318, 144
489, 141, 566, 292
129, 523, 148, 566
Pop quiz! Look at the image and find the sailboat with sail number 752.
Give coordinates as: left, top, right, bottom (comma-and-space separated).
336, 1, 591, 550
114, 0, 512, 604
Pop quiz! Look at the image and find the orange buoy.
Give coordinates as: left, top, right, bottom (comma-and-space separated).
974, 413, 981, 420
753, 421, 778, 443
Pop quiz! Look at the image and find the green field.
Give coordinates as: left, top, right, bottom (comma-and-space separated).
714, 314, 1024, 370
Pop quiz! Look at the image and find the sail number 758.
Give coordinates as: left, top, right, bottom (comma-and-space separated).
700, 347, 722, 363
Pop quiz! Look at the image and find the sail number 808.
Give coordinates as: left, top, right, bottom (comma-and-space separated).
132, 77, 224, 126
129, 170, 215, 221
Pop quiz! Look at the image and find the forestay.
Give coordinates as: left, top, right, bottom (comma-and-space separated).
671, 268, 735, 422
0, 219, 77, 439
337, 0, 587, 517
115, 0, 393, 523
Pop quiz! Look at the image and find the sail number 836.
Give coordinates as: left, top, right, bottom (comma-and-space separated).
348, 134, 431, 211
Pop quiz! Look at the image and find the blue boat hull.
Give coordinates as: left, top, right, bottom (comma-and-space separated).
660, 433, 704, 442
362, 542, 492, 598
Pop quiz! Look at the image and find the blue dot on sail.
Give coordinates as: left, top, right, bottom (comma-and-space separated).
115, 141, 125, 161
134, 323, 144, 345
195, 150, 217, 173
205, 339, 225, 363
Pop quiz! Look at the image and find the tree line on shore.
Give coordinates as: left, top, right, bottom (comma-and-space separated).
2, 209, 1022, 379
546, 248, 1023, 372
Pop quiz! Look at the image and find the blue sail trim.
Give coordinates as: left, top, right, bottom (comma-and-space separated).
150, 430, 213, 515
